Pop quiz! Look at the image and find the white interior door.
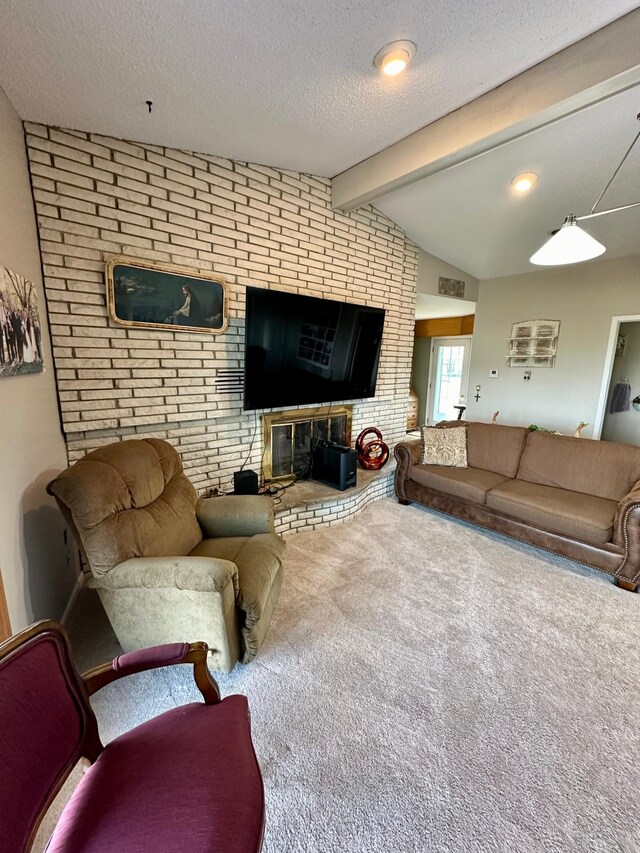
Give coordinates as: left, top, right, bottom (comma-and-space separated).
427, 337, 472, 423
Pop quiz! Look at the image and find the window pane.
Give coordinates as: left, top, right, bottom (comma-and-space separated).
329, 415, 347, 445
435, 346, 464, 420
272, 424, 293, 477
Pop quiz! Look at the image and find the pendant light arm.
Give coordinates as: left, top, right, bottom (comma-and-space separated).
577, 199, 640, 222
589, 113, 640, 215
531, 112, 640, 266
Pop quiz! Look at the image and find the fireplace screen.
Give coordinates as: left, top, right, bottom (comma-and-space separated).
263, 406, 352, 481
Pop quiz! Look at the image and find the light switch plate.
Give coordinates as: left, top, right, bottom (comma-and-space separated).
489, 369, 499, 378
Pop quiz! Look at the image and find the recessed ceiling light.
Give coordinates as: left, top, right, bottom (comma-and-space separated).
373, 40, 416, 76
511, 172, 539, 193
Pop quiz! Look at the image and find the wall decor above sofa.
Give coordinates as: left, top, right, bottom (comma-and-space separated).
507, 318, 559, 368
106, 256, 228, 334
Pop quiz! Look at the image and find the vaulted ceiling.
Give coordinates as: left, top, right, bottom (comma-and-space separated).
376, 85, 640, 279
0, 0, 636, 177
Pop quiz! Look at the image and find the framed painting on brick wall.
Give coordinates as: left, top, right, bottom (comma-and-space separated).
0, 264, 44, 378
105, 257, 228, 334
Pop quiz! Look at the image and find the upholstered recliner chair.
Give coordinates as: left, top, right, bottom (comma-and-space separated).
47, 438, 285, 672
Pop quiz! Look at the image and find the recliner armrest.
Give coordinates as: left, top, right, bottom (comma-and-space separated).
89, 556, 239, 595
196, 495, 275, 538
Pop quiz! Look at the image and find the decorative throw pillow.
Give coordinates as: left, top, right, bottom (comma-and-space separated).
420, 424, 468, 467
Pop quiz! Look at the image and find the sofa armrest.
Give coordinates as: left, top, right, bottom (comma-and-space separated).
89, 556, 238, 595
196, 495, 275, 538
394, 439, 422, 467
614, 482, 640, 546
613, 483, 640, 588
394, 440, 422, 499
82, 641, 220, 704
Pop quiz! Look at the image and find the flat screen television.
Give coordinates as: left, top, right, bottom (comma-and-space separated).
244, 287, 386, 411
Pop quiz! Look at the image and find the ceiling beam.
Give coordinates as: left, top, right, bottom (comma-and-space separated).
332, 9, 640, 211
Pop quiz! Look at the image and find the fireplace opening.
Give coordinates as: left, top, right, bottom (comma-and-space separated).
262, 405, 352, 481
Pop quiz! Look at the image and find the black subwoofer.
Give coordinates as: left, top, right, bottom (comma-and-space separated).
312, 442, 357, 491
234, 469, 259, 495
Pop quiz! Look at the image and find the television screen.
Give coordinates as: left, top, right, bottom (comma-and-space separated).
244, 287, 385, 411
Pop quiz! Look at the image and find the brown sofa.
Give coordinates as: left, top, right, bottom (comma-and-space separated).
394, 421, 640, 591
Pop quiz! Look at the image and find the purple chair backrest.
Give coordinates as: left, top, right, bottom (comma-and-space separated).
0, 621, 102, 853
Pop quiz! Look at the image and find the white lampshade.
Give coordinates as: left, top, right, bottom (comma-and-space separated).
530, 216, 606, 266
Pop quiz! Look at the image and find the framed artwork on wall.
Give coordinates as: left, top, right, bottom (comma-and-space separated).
0, 264, 44, 378
438, 276, 465, 298
105, 257, 228, 334
506, 319, 560, 368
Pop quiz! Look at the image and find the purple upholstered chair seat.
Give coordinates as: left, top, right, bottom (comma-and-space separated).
47, 696, 264, 853
47, 695, 263, 852
1, 623, 265, 853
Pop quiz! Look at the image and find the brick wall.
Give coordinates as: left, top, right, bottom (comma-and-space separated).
25, 123, 418, 493
275, 465, 396, 535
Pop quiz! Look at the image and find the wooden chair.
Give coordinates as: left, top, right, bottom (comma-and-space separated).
0, 620, 265, 853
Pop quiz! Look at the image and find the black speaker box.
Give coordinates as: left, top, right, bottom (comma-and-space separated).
234, 469, 259, 495
312, 442, 357, 491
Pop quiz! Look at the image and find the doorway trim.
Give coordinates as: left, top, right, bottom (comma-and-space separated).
593, 314, 640, 439
0, 571, 11, 642
425, 335, 473, 425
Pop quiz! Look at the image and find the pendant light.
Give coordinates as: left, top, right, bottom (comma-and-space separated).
530, 113, 640, 266
530, 215, 605, 265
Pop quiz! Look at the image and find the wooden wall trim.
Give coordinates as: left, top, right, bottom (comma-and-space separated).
0, 570, 11, 642
415, 314, 475, 338
460, 314, 475, 335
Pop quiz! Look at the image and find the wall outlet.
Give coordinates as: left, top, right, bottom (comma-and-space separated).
523, 370, 531, 381
489, 369, 499, 378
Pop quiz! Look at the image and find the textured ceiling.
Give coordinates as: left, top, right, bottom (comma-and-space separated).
0, 0, 637, 176
377, 85, 640, 279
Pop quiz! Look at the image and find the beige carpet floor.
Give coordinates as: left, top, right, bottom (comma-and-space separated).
47, 498, 640, 852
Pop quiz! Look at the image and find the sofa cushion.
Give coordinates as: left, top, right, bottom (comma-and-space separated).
486, 479, 618, 545
191, 534, 284, 594
420, 424, 468, 467
190, 536, 250, 563
410, 464, 510, 504
438, 421, 529, 478
517, 431, 640, 501
47, 697, 264, 853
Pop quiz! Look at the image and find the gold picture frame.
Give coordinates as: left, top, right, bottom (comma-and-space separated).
105, 256, 228, 335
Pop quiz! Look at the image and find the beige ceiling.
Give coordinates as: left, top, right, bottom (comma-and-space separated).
0, 0, 637, 176
376, 85, 640, 280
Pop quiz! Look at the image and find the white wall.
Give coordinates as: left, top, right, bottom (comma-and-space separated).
467, 255, 640, 436
0, 87, 77, 631
601, 321, 640, 445
416, 248, 479, 301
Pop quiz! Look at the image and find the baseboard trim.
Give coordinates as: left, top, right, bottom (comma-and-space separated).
60, 571, 84, 625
